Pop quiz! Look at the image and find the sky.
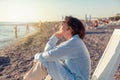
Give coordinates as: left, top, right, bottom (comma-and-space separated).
0, 0, 120, 22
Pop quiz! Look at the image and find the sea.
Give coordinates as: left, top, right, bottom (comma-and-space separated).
0, 22, 35, 49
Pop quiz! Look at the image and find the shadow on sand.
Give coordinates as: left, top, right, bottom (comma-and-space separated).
86, 31, 107, 34
0, 56, 10, 72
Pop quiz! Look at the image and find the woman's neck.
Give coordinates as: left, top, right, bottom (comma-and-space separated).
64, 35, 73, 40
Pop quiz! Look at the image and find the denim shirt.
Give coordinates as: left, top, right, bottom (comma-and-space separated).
34, 34, 91, 80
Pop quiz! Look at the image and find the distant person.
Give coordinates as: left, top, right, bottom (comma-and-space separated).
26, 24, 29, 33
93, 20, 99, 27
14, 25, 18, 38
34, 16, 91, 80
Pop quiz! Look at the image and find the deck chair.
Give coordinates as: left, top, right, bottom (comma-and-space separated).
92, 29, 120, 80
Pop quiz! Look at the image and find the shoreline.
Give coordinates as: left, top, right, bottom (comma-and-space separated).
0, 26, 36, 50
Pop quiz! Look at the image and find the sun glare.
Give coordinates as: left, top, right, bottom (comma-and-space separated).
7, 5, 38, 22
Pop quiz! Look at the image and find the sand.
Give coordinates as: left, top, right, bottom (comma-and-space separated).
0, 24, 120, 80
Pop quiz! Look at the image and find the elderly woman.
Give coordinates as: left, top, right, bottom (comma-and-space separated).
34, 16, 91, 80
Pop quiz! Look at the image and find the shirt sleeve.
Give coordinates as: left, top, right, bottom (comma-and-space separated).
34, 34, 59, 67
34, 34, 81, 62
42, 43, 78, 61
35, 40, 79, 62
44, 34, 58, 51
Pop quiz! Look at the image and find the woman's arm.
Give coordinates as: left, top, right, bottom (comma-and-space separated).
35, 39, 80, 62
44, 34, 59, 51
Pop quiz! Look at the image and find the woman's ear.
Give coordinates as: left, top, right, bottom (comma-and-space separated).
68, 27, 74, 34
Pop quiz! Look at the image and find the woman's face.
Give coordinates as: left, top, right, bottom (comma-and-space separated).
59, 21, 73, 38
60, 21, 69, 32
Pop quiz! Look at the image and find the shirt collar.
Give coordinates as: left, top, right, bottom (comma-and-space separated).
69, 34, 80, 41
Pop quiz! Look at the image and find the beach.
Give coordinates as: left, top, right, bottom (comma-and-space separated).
0, 22, 120, 80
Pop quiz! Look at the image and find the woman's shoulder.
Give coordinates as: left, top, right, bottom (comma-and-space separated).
69, 35, 83, 44
58, 35, 84, 48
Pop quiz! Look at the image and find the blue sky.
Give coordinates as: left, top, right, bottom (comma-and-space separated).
0, 0, 120, 22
